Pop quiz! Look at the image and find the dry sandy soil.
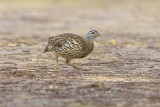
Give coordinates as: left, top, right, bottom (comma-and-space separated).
0, 0, 160, 107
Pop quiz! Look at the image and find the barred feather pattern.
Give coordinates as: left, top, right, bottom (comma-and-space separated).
44, 33, 94, 59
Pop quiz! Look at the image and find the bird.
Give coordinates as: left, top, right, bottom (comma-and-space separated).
44, 30, 101, 70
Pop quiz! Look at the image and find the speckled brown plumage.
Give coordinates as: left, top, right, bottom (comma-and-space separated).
44, 30, 101, 70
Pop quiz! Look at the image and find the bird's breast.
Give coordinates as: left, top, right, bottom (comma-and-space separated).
80, 42, 94, 58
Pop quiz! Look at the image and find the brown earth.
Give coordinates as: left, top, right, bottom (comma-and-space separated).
0, 0, 160, 107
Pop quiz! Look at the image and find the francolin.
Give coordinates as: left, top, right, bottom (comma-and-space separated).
44, 30, 101, 70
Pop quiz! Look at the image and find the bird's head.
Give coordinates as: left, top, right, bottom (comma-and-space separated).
85, 30, 101, 42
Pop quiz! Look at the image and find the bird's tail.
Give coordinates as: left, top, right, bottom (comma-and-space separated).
43, 44, 52, 53
44, 36, 55, 53
43, 45, 48, 53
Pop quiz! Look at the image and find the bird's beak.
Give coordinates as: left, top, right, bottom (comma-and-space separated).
96, 33, 101, 36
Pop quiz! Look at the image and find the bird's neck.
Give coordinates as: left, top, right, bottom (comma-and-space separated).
85, 35, 96, 43
85, 39, 94, 56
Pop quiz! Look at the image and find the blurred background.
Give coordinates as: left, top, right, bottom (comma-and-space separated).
0, 0, 160, 38
0, 0, 160, 107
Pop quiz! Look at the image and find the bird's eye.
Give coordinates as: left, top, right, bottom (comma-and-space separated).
89, 30, 98, 34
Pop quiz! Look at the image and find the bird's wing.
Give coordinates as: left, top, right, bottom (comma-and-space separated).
49, 33, 83, 48
54, 34, 87, 57
45, 33, 87, 58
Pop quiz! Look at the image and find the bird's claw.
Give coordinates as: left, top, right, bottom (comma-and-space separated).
73, 66, 91, 71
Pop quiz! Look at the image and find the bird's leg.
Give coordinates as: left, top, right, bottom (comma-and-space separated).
66, 59, 79, 70
66, 59, 90, 71
55, 54, 59, 70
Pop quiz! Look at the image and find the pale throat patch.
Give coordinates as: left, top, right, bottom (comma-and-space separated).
85, 35, 96, 42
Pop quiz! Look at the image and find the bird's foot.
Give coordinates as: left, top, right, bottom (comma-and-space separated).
82, 67, 91, 71
73, 66, 90, 71
55, 65, 59, 70
55, 68, 59, 70
66, 60, 90, 71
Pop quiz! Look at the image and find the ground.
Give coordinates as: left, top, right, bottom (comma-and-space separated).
0, 0, 160, 107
